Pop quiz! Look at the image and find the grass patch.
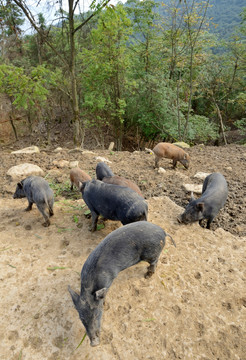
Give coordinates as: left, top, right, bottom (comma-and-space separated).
47, 266, 68, 271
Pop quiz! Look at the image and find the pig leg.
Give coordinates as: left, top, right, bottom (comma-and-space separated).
48, 199, 54, 217
25, 201, 33, 211
36, 203, 50, 227
90, 211, 99, 232
70, 183, 74, 191
145, 258, 159, 279
154, 156, 160, 168
172, 160, 177, 168
206, 217, 213, 230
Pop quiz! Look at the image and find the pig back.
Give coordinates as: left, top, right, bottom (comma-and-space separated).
201, 172, 228, 206
102, 175, 143, 197
81, 221, 165, 289
23, 176, 53, 202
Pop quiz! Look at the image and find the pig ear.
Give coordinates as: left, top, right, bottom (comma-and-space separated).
94, 288, 107, 301
190, 192, 195, 202
196, 202, 204, 212
17, 182, 23, 188
68, 285, 80, 306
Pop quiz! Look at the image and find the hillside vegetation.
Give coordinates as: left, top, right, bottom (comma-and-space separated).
0, 0, 245, 149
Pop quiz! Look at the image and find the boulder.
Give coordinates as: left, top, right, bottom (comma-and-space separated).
69, 161, 79, 168
183, 183, 203, 194
173, 142, 190, 149
194, 172, 211, 180
108, 142, 115, 151
95, 156, 112, 163
68, 148, 83, 154
11, 146, 40, 154
54, 147, 63, 153
7, 163, 44, 180
53, 160, 69, 168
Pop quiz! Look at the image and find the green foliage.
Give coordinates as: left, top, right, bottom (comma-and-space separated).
1, 0, 245, 146
0, 64, 48, 109
234, 118, 246, 136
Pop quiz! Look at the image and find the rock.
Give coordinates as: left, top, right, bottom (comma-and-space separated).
11, 146, 40, 154
82, 150, 96, 155
225, 167, 232, 171
173, 142, 190, 149
194, 172, 211, 180
183, 183, 203, 194
68, 148, 83, 154
52, 160, 69, 168
54, 147, 63, 153
69, 161, 79, 168
145, 148, 153, 154
158, 167, 166, 174
95, 156, 112, 163
7, 163, 44, 180
108, 142, 115, 151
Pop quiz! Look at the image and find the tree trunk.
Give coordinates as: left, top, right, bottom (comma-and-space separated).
9, 115, 18, 140
214, 100, 227, 145
69, 0, 81, 146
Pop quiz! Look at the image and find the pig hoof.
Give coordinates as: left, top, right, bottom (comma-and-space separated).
42, 221, 50, 227
144, 271, 153, 279
90, 338, 100, 347
24, 207, 32, 212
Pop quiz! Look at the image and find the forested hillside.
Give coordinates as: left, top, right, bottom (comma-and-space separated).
154, 0, 245, 39
0, 0, 245, 149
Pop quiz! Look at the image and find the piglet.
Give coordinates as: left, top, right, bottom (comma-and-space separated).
179, 172, 228, 229
153, 142, 190, 169
70, 168, 91, 190
13, 176, 54, 227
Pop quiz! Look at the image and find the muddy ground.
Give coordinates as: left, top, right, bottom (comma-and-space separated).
0, 143, 245, 360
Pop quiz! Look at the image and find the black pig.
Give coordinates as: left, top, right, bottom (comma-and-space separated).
96, 162, 114, 180
179, 172, 228, 229
68, 221, 176, 346
13, 176, 54, 227
80, 179, 148, 231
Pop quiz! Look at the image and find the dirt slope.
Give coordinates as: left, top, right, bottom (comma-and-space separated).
0, 144, 245, 360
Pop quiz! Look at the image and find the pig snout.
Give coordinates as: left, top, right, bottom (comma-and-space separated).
90, 332, 100, 347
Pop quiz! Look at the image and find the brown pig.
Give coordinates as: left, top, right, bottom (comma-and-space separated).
152, 142, 190, 169
70, 168, 91, 190
102, 175, 144, 198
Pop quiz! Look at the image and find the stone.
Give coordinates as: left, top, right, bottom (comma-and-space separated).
183, 183, 203, 194
11, 146, 40, 154
95, 156, 112, 163
82, 150, 96, 155
194, 172, 211, 180
145, 148, 153, 154
54, 147, 63, 153
108, 142, 115, 151
52, 160, 69, 168
158, 167, 166, 174
7, 163, 44, 180
68, 148, 83, 154
173, 142, 190, 149
69, 161, 79, 168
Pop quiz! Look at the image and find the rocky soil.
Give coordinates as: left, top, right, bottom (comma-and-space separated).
0, 143, 245, 360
